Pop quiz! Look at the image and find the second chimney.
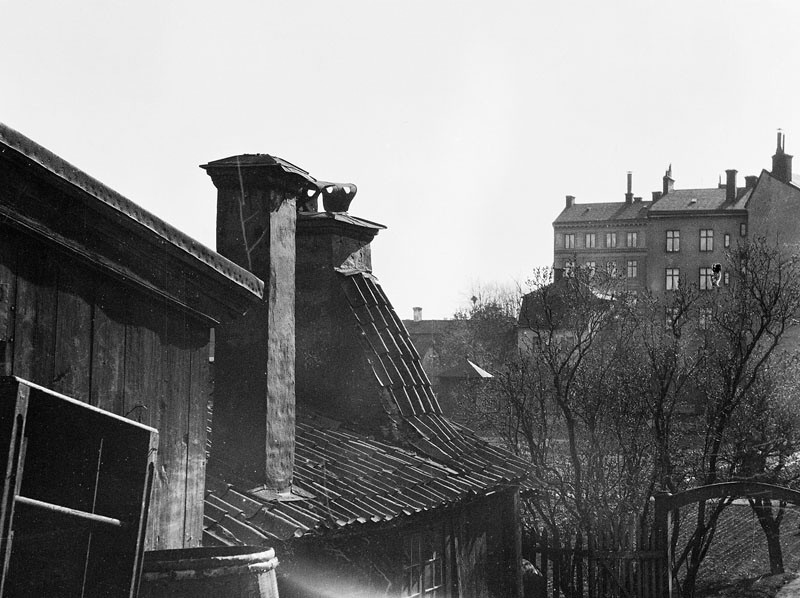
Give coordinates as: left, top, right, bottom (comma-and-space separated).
413, 307, 423, 321
772, 130, 793, 184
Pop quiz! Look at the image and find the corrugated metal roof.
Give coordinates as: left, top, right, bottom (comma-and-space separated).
554, 201, 651, 224
0, 122, 264, 299
204, 415, 530, 545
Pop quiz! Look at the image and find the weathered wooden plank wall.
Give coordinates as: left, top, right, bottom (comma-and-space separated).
0, 225, 209, 550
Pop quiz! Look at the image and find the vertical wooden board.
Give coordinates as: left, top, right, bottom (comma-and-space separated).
12, 242, 57, 385
90, 280, 127, 415
0, 229, 18, 376
52, 261, 94, 402
154, 309, 191, 550
124, 300, 164, 550
184, 323, 210, 547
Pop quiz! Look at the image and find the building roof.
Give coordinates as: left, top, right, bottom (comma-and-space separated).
553, 201, 651, 224
204, 414, 528, 545
437, 359, 493, 380
206, 272, 530, 546
649, 187, 751, 213
0, 122, 264, 300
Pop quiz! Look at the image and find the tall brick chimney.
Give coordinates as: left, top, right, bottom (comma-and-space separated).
662, 164, 674, 196
772, 130, 793, 184
726, 169, 737, 202
201, 154, 306, 496
625, 172, 633, 204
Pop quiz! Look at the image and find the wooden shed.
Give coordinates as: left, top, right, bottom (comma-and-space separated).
0, 123, 264, 551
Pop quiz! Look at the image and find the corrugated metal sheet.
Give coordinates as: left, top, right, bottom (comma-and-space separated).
205, 417, 529, 545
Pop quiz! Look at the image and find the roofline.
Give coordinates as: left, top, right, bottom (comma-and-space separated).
0, 123, 264, 302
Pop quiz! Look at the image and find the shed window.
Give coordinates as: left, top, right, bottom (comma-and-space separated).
403, 529, 446, 598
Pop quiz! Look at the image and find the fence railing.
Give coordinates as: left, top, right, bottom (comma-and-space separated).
528, 522, 667, 598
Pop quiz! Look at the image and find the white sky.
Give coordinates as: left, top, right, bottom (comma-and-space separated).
3, 1, 800, 318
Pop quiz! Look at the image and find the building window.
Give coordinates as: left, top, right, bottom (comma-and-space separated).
626, 260, 638, 278
585, 233, 596, 248
699, 267, 714, 290
565, 234, 575, 249
627, 232, 638, 247
665, 268, 680, 290
740, 223, 747, 237
724, 233, 731, 248
666, 230, 680, 252
700, 229, 714, 252
699, 307, 713, 330
606, 261, 617, 276
606, 232, 617, 248
403, 530, 445, 598
564, 260, 575, 277
724, 271, 730, 285
585, 261, 596, 276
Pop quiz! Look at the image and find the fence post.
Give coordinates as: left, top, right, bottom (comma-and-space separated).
653, 492, 672, 598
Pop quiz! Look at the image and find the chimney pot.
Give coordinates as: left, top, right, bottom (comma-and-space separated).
726, 169, 737, 202
413, 307, 423, 322
745, 175, 758, 189
566, 195, 575, 208
652, 191, 663, 201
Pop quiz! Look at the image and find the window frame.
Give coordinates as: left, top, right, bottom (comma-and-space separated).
724, 233, 731, 248
665, 268, 680, 291
627, 231, 638, 248
740, 223, 747, 237
699, 229, 714, 252
605, 232, 617, 248
585, 233, 596, 249
699, 267, 714, 290
626, 260, 638, 278
564, 233, 575, 249
666, 230, 680, 252
402, 528, 447, 598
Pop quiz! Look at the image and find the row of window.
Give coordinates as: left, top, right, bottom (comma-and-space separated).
664, 267, 728, 290
665, 224, 746, 253
564, 231, 638, 249
565, 260, 638, 278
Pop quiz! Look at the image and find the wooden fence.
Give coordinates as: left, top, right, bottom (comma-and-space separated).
528, 522, 667, 598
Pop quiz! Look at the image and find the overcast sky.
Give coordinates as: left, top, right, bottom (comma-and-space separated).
3, 1, 800, 318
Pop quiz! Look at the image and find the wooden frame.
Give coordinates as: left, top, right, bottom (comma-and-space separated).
0, 377, 157, 597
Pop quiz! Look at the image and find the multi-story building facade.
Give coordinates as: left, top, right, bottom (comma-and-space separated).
552, 133, 796, 296
553, 173, 650, 290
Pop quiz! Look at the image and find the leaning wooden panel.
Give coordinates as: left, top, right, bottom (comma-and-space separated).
0, 376, 157, 598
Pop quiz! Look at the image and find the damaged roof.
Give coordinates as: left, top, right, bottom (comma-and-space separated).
206, 272, 529, 546
204, 415, 528, 545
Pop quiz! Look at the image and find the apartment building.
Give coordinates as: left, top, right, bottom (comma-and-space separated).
552, 132, 797, 295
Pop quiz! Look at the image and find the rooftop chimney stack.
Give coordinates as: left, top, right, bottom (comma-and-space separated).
566, 195, 575, 208
745, 175, 758, 189
413, 307, 423, 322
625, 172, 633, 204
652, 191, 663, 201
726, 169, 737, 202
662, 164, 675, 196
772, 130, 793, 184
201, 155, 301, 496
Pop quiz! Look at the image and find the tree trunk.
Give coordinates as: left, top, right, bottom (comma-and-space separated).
751, 498, 785, 574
